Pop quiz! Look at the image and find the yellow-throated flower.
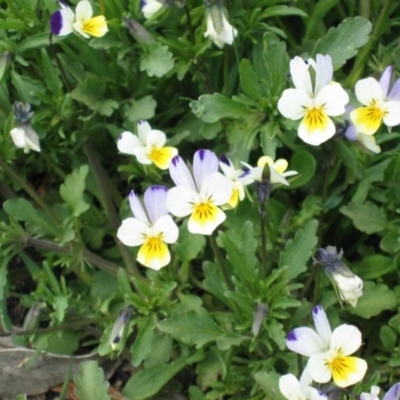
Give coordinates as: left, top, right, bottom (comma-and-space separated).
117, 120, 178, 170
117, 186, 179, 270
286, 305, 367, 388
50, 0, 108, 38
166, 150, 233, 235
350, 66, 400, 135
278, 54, 349, 146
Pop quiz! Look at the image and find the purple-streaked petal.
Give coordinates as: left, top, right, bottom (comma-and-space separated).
314, 54, 333, 94
117, 131, 141, 155
169, 155, 196, 191
379, 66, 394, 99
286, 327, 326, 356
219, 155, 236, 179
50, 8, 74, 36
137, 120, 152, 144
200, 172, 233, 206
117, 217, 149, 246
152, 215, 179, 243
128, 190, 149, 225
165, 186, 198, 218
144, 185, 168, 224
389, 79, 400, 100
312, 305, 332, 348
384, 384, 400, 400
193, 149, 219, 190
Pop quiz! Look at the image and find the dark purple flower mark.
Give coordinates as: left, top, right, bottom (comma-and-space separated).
287, 331, 297, 341
50, 11, 63, 35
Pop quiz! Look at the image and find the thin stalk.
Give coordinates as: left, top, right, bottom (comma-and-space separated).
84, 140, 139, 276
360, 0, 371, 19
259, 201, 267, 280
0, 179, 16, 199
99, 0, 106, 16
184, 4, 195, 44
223, 47, 230, 97
0, 156, 60, 225
49, 36, 71, 92
346, 0, 394, 87
209, 233, 233, 291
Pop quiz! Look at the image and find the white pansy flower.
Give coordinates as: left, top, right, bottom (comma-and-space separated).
204, 4, 237, 48
278, 54, 349, 146
141, 0, 164, 19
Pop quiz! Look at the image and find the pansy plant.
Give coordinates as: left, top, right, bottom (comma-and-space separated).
166, 149, 233, 235
50, 0, 108, 38
117, 121, 178, 170
286, 305, 367, 387
278, 54, 349, 146
117, 186, 179, 270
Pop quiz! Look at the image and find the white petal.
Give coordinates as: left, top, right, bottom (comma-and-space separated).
357, 133, 381, 154
314, 54, 333, 95
117, 218, 148, 246
379, 66, 393, 98
330, 324, 362, 355
286, 327, 326, 357
278, 89, 311, 120
279, 374, 305, 400
193, 149, 219, 190
290, 56, 313, 96
314, 82, 349, 116
134, 147, 152, 165
312, 305, 332, 349
75, 0, 93, 21
128, 190, 149, 225
142, 0, 163, 19
146, 129, 166, 149
204, 12, 237, 48
137, 120, 152, 143
10, 127, 26, 149
298, 115, 336, 146
117, 131, 141, 155
169, 156, 196, 191
355, 77, 384, 106
200, 172, 233, 206
308, 354, 332, 383
23, 126, 41, 152
144, 185, 168, 224
383, 100, 400, 126
269, 168, 289, 185
152, 215, 179, 244
219, 155, 235, 179
165, 186, 197, 217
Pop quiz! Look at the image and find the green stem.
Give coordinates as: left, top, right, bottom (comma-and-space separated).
0, 179, 16, 200
209, 233, 233, 291
346, 0, 394, 87
84, 140, 139, 276
5, 0, 19, 18
360, 0, 370, 19
184, 4, 195, 44
223, 47, 230, 97
259, 201, 267, 279
99, 0, 106, 16
0, 156, 60, 225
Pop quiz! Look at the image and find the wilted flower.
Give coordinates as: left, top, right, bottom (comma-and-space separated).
117, 121, 178, 170
117, 186, 179, 270
10, 102, 40, 153
279, 367, 327, 400
141, 0, 164, 19
278, 54, 349, 146
166, 149, 233, 235
252, 303, 268, 337
318, 246, 363, 308
204, 3, 237, 48
50, 0, 108, 38
351, 66, 400, 135
286, 305, 367, 387
361, 384, 400, 400
109, 306, 133, 349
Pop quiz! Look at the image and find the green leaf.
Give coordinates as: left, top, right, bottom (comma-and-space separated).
352, 254, 395, 280
267, 319, 286, 350
380, 232, 400, 254
17, 32, 60, 53
380, 326, 397, 351
140, 43, 174, 78
13, 395, 27, 400
279, 220, 318, 280
41, 49, 62, 98
288, 151, 317, 188
216, 333, 245, 350
202, 261, 229, 305
340, 202, 388, 234
348, 282, 396, 319
0, 52, 11, 83
53, 296, 68, 323
123, 95, 157, 122
74, 361, 111, 400
11, 70, 46, 105
130, 318, 155, 367
157, 309, 224, 348
190, 93, 252, 123
254, 371, 286, 400
60, 165, 90, 217
312, 17, 372, 68
3, 198, 43, 224
123, 352, 204, 400
262, 5, 307, 18
239, 59, 262, 100
305, 0, 339, 39
172, 219, 206, 262
262, 32, 289, 99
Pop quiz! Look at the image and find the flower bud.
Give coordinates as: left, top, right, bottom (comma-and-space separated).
318, 246, 363, 308
252, 303, 268, 337
109, 306, 133, 349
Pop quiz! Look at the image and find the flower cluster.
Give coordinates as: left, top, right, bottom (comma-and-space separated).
278, 55, 400, 148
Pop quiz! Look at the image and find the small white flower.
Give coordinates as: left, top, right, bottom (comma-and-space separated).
361, 383, 400, 400
117, 186, 179, 270
278, 54, 349, 146
10, 126, 40, 153
351, 66, 400, 135
141, 0, 164, 19
117, 121, 178, 170
361, 386, 381, 400
204, 5, 237, 48
166, 149, 233, 235
50, 0, 108, 38
286, 305, 367, 388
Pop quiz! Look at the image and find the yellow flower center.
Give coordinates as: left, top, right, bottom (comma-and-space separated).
304, 107, 329, 132
149, 146, 177, 170
137, 235, 169, 269
82, 16, 108, 37
326, 353, 360, 387
192, 202, 219, 225
351, 99, 387, 135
